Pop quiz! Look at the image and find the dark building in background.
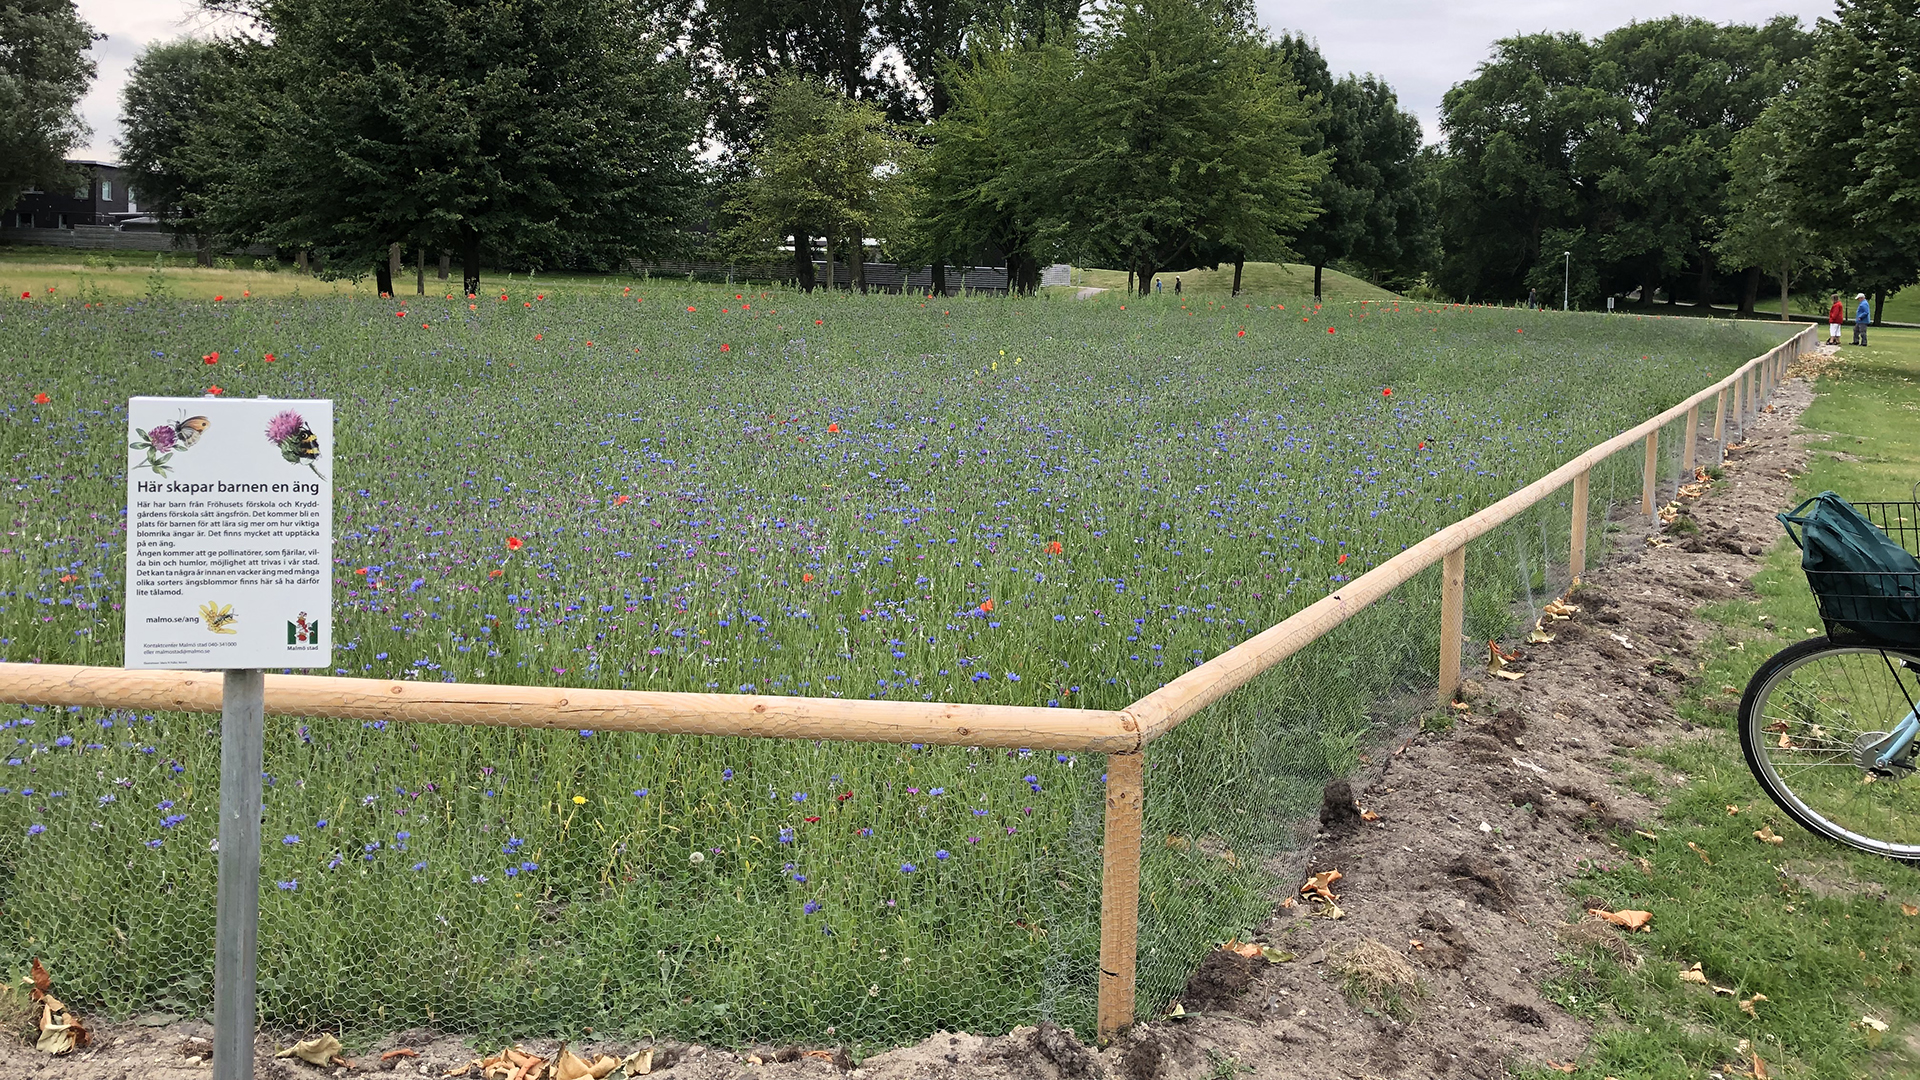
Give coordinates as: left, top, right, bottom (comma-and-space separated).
4, 161, 138, 229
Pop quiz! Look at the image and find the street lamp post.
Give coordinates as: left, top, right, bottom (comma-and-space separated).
1563, 252, 1571, 311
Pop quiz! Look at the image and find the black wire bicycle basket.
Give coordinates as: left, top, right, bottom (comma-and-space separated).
1786, 486, 1920, 649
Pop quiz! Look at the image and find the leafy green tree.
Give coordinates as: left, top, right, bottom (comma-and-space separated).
730, 75, 918, 292
915, 39, 1072, 294
1435, 32, 1600, 303
1715, 100, 1835, 320
1056, 0, 1321, 291
1272, 36, 1433, 297
196, 0, 699, 297
117, 38, 234, 255
1776, 0, 1920, 323
1436, 17, 1808, 307
0, 0, 96, 211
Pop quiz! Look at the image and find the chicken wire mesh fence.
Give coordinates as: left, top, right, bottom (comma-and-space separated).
0, 717, 1108, 1047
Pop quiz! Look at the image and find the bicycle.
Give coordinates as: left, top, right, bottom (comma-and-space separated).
1737, 489, 1920, 860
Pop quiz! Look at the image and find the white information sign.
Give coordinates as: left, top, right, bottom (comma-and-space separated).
124, 397, 334, 670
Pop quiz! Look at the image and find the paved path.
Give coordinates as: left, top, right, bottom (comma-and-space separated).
1074, 287, 1108, 300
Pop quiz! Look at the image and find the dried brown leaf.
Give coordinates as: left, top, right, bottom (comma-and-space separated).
1587, 908, 1654, 932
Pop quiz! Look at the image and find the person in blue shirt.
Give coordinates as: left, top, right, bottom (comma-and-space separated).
1853, 292, 1870, 346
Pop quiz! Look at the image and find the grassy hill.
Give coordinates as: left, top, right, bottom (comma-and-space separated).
1066, 260, 1398, 301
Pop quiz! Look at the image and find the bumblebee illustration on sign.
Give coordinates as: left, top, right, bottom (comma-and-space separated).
198, 601, 237, 634
265, 409, 326, 480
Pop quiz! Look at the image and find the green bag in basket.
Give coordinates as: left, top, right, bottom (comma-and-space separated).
1778, 491, 1920, 646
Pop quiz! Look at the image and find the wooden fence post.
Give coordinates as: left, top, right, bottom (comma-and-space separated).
1682, 406, 1698, 474
1731, 375, 1743, 431
1437, 546, 1466, 706
1641, 431, 1659, 515
1713, 388, 1727, 444
1570, 470, 1590, 582
1098, 750, 1146, 1042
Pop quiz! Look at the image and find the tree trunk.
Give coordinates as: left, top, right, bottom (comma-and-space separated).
1312, 263, 1323, 300
375, 260, 394, 298
296, 249, 309, 274
197, 234, 212, 268
853, 232, 866, 293
1232, 257, 1244, 297
387, 243, 402, 296
1125, 269, 1133, 295
1873, 290, 1885, 326
793, 231, 815, 292
1694, 253, 1714, 308
931, 259, 946, 297
1138, 259, 1157, 296
462, 231, 481, 298
438, 251, 449, 281
822, 237, 835, 291
1738, 265, 1759, 315
415, 247, 425, 295
1779, 263, 1790, 322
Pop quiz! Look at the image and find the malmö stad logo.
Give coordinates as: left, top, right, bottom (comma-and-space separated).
287, 611, 321, 647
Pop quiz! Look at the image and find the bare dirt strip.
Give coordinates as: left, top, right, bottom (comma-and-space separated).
0, 355, 1826, 1079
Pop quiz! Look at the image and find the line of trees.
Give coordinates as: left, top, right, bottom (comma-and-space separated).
3, 0, 1916, 307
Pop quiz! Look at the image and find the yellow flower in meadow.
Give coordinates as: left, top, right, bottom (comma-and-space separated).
572, 795, 587, 805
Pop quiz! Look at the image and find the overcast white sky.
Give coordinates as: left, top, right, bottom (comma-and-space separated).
70, 0, 1840, 162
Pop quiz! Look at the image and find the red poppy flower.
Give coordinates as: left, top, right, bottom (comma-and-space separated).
814, 319, 822, 325
1236, 329, 1246, 337
18, 291, 28, 299
735, 294, 743, 300
585, 341, 593, 347
1337, 553, 1348, 564
524, 301, 532, 308
506, 536, 524, 551
263, 353, 275, 362
1382, 387, 1392, 396
207, 385, 224, 395
1418, 441, 1426, 450
536, 294, 544, 301
720, 343, 731, 352
827, 423, 839, 433
802, 572, 813, 582
979, 598, 994, 613
213, 295, 224, 302
203, 352, 218, 365
836, 791, 853, 802
356, 567, 369, 575
688, 306, 697, 313
422, 323, 429, 329
1046, 540, 1063, 555
804, 816, 821, 823
535, 334, 542, 341
396, 310, 406, 318
612, 494, 629, 506
58, 574, 75, 584
32, 392, 49, 404
489, 568, 504, 578
1327, 327, 1336, 334
499, 294, 508, 301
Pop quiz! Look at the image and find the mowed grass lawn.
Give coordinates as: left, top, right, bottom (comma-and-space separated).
1540, 330, 1920, 1080
0, 286, 1788, 1047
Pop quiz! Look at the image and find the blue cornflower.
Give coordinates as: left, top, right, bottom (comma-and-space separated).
395, 831, 410, 842
633, 788, 649, 798
145, 838, 163, 848
157, 799, 174, 810
935, 850, 951, 860
470, 874, 488, 884
722, 768, 734, 781
804, 900, 821, 914
578, 729, 594, 737
506, 865, 520, 877
793, 873, 807, 883
901, 863, 916, 874
160, 814, 186, 829
792, 792, 807, 803
26, 823, 45, 836
53, 735, 72, 748
276, 880, 298, 891
316, 819, 328, 828
411, 861, 428, 871
1006, 673, 1020, 682
973, 808, 989, 817
778, 827, 795, 843
283, 834, 300, 845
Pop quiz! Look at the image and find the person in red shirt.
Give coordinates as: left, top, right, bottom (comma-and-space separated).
1828, 295, 1845, 345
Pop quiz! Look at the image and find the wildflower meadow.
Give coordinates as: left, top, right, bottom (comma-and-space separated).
0, 283, 1783, 1046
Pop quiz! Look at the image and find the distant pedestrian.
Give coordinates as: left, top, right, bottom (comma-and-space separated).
1153, 278, 1162, 293
1528, 287, 1538, 310
1827, 295, 1844, 345
1853, 293, 1870, 346
1174, 277, 1182, 297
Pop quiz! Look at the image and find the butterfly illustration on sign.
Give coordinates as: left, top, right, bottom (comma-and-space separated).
265, 410, 326, 480
198, 601, 237, 634
129, 414, 210, 476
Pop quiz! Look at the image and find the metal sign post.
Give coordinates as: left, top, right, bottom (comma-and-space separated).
213, 669, 265, 1080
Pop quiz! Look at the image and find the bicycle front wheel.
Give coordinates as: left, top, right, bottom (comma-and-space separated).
1738, 636, 1920, 860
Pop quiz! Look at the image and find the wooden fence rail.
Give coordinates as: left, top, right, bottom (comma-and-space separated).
0, 324, 1814, 1044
